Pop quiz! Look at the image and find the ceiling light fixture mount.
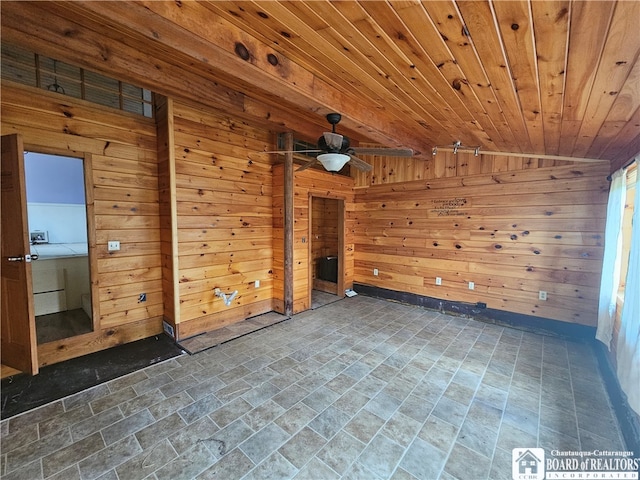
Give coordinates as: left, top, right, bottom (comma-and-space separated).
432, 140, 480, 156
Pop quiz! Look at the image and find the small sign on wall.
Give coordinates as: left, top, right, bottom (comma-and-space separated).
430, 197, 469, 217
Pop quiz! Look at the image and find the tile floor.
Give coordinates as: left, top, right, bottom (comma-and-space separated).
0, 296, 626, 480
178, 312, 290, 355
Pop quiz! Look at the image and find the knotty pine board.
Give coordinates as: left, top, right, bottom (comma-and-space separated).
354, 162, 608, 326
1, 82, 163, 367
170, 101, 274, 332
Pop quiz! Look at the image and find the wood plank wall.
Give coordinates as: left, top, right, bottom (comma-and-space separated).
353, 161, 610, 326
1, 81, 163, 366
273, 166, 355, 314
156, 96, 180, 328
170, 101, 274, 340
352, 147, 575, 187
311, 197, 340, 294
311, 197, 340, 273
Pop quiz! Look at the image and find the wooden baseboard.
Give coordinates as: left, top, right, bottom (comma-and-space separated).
37, 316, 164, 368
313, 278, 338, 294
1, 364, 22, 379
176, 299, 272, 340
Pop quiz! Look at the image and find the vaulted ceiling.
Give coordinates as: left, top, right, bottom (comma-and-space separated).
2, 1, 639, 166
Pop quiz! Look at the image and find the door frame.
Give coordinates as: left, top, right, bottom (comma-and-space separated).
23, 145, 100, 335
307, 194, 346, 306
1, 141, 101, 375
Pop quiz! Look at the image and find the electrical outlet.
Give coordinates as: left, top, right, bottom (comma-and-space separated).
373, 268, 379, 276
468, 281, 475, 290
539, 290, 547, 301
255, 280, 260, 288
107, 240, 120, 251
435, 277, 442, 285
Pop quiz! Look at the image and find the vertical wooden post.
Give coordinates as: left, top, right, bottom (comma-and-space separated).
283, 133, 294, 316
156, 95, 180, 337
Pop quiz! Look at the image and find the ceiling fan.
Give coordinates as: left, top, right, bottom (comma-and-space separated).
268, 113, 414, 173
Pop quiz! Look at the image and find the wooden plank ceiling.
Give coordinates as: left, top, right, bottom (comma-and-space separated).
1, 1, 639, 165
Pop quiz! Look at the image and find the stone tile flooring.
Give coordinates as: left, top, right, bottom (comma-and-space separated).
0, 297, 626, 479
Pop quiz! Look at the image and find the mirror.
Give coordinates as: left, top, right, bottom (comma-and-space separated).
24, 152, 93, 344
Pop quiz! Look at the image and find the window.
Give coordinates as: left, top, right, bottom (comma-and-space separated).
1, 43, 153, 118
277, 135, 319, 159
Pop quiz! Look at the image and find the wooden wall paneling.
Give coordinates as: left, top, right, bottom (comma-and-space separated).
177, 299, 273, 340
1, 82, 163, 368
354, 162, 608, 326
0, 83, 158, 137
479, 153, 494, 174
81, 152, 100, 334
311, 197, 340, 294
272, 162, 285, 313
171, 102, 273, 338
354, 150, 606, 188
273, 164, 355, 313
37, 317, 162, 368
0, 105, 157, 151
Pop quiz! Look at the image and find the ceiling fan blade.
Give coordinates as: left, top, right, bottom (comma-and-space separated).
258, 149, 322, 154
347, 154, 373, 172
323, 132, 344, 150
296, 158, 319, 171
351, 147, 414, 157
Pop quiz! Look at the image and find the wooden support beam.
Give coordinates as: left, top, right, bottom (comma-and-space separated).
156, 95, 180, 332
283, 133, 294, 317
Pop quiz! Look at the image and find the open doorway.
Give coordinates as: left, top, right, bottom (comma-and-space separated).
309, 196, 344, 309
24, 152, 93, 344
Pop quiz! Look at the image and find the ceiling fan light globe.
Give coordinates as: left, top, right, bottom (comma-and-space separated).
317, 153, 350, 172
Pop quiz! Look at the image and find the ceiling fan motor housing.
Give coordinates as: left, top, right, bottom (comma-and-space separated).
318, 133, 350, 153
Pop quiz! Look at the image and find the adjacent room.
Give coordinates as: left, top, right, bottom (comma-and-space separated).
1, 1, 638, 479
